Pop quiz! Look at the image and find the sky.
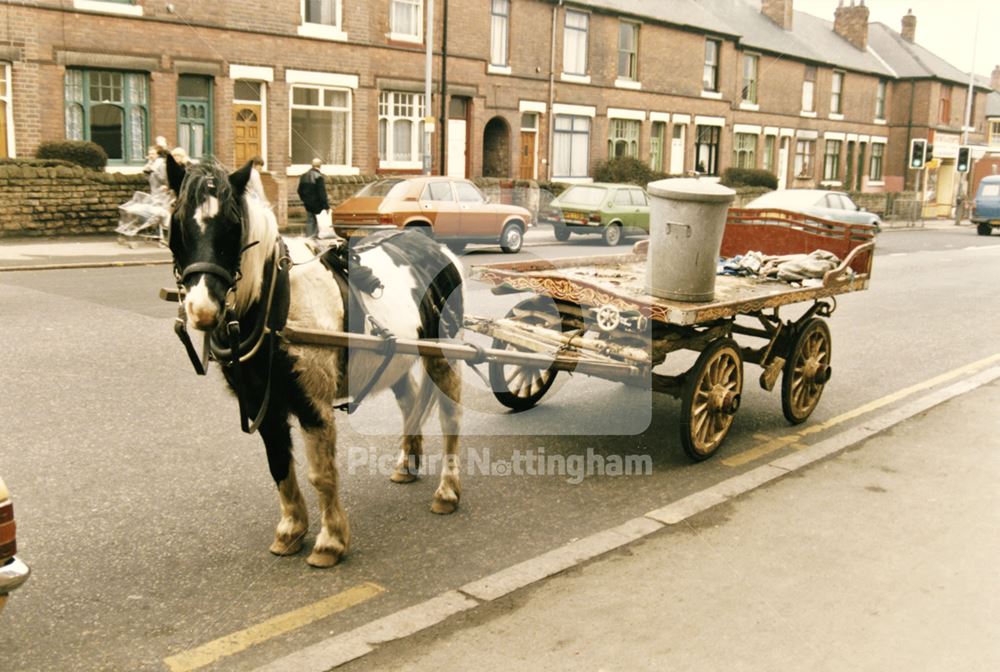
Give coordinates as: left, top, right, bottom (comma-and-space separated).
793, 0, 1000, 79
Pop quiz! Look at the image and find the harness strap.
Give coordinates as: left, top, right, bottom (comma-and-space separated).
334, 315, 398, 415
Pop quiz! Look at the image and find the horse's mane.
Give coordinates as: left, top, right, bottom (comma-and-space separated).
174, 161, 243, 227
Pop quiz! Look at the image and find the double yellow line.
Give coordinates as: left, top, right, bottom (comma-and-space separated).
722, 353, 1000, 467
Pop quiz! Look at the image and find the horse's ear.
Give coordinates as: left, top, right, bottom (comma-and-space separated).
166, 153, 186, 196
229, 160, 254, 199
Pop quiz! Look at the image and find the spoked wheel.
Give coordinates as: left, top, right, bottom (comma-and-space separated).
781, 318, 832, 424
680, 338, 744, 461
488, 299, 578, 411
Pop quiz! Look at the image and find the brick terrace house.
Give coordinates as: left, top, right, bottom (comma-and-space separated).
0, 0, 993, 221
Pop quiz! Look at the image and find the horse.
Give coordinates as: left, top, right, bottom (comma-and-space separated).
164, 155, 465, 568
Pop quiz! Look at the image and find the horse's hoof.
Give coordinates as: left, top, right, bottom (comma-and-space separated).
306, 548, 343, 568
430, 497, 458, 515
390, 469, 418, 484
269, 536, 303, 556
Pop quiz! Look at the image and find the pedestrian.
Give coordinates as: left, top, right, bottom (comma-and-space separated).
248, 155, 267, 204
297, 157, 329, 238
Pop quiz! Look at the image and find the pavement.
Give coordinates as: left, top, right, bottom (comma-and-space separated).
0, 219, 974, 270
334, 377, 1000, 672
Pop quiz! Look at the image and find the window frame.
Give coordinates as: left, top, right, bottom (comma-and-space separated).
289, 83, 353, 170
489, 0, 510, 67
830, 70, 844, 115
703, 39, 721, 93
823, 139, 842, 182
552, 113, 591, 179
741, 53, 759, 104
562, 9, 589, 77
694, 124, 720, 176
0, 62, 13, 158
869, 142, 885, 182
608, 117, 640, 160
617, 20, 639, 82
64, 67, 149, 166
298, 0, 347, 41
732, 132, 757, 169
802, 65, 817, 113
389, 0, 424, 44
378, 90, 426, 170
875, 79, 887, 120
794, 139, 814, 178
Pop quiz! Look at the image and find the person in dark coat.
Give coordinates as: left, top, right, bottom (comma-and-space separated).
297, 157, 329, 238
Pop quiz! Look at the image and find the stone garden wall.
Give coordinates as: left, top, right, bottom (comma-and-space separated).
0, 160, 146, 238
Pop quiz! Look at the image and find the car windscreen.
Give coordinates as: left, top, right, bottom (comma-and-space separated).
355, 179, 409, 199
560, 185, 608, 207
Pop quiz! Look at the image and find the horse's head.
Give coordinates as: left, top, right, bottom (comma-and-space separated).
167, 155, 254, 331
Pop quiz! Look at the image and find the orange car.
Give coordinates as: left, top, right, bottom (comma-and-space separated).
332, 177, 531, 253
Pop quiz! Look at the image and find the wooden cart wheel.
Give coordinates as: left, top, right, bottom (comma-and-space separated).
781, 318, 832, 425
488, 300, 577, 412
680, 338, 744, 461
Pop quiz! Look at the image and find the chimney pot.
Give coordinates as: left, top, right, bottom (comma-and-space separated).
761, 0, 794, 31
834, 0, 870, 51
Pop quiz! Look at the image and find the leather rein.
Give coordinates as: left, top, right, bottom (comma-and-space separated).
172, 238, 291, 435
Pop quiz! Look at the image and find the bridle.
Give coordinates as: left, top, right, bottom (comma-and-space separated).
172, 228, 291, 435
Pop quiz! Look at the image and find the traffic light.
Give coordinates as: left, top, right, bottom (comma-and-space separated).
957, 146, 971, 173
909, 138, 927, 169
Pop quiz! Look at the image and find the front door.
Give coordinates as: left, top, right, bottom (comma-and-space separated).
845, 142, 856, 192
669, 124, 685, 174
778, 137, 790, 190
233, 105, 262, 166
519, 131, 536, 179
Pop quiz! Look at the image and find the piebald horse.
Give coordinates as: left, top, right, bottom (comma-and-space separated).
166, 156, 464, 567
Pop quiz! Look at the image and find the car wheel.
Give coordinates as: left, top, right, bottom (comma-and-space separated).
500, 222, 524, 254
977, 223, 992, 236
445, 241, 466, 253
553, 223, 571, 242
602, 223, 623, 246
406, 224, 434, 238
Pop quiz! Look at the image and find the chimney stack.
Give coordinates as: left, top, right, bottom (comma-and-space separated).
834, 0, 870, 51
761, 0, 793, 31
901, 9, 916, 43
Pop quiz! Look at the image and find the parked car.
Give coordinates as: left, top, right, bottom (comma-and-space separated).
331, 177, 531, 254
744, 189, 882, 232
971, 175, 1000, 236
0, 475, 30, 614
541, 183, 650, 246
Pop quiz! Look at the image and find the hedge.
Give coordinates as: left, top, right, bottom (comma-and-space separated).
36, 140, 109, 171
719, 167, 778, 190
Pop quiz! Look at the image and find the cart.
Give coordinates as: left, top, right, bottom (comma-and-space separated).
462, 209, 875, 461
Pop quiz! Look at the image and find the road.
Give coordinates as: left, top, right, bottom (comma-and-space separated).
1, 227, 998, 671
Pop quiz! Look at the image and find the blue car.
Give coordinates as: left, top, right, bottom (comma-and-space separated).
972, 175, 1000, 236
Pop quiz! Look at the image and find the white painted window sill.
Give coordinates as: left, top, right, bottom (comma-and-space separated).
378, 161, 423, 171
297, 23, 348, 42
867, 180, 885, 186
829, 113, 845, 121
286, 165, 360, 176
73, 0, 142, 16
800, 110, 817, 118
820, 180, 843, 187
739, 102, 759, 111
614, 78, 641, 90
487, 64, 512, 76
560, 73, 591, 85
874, 118, 887, 125
700, 90, 723, 100
105, 165, 145, 174
388, 32, 422, 45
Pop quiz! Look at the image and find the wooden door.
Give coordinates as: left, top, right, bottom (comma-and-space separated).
519, 131, 536, 179
234, 104, 261, 166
